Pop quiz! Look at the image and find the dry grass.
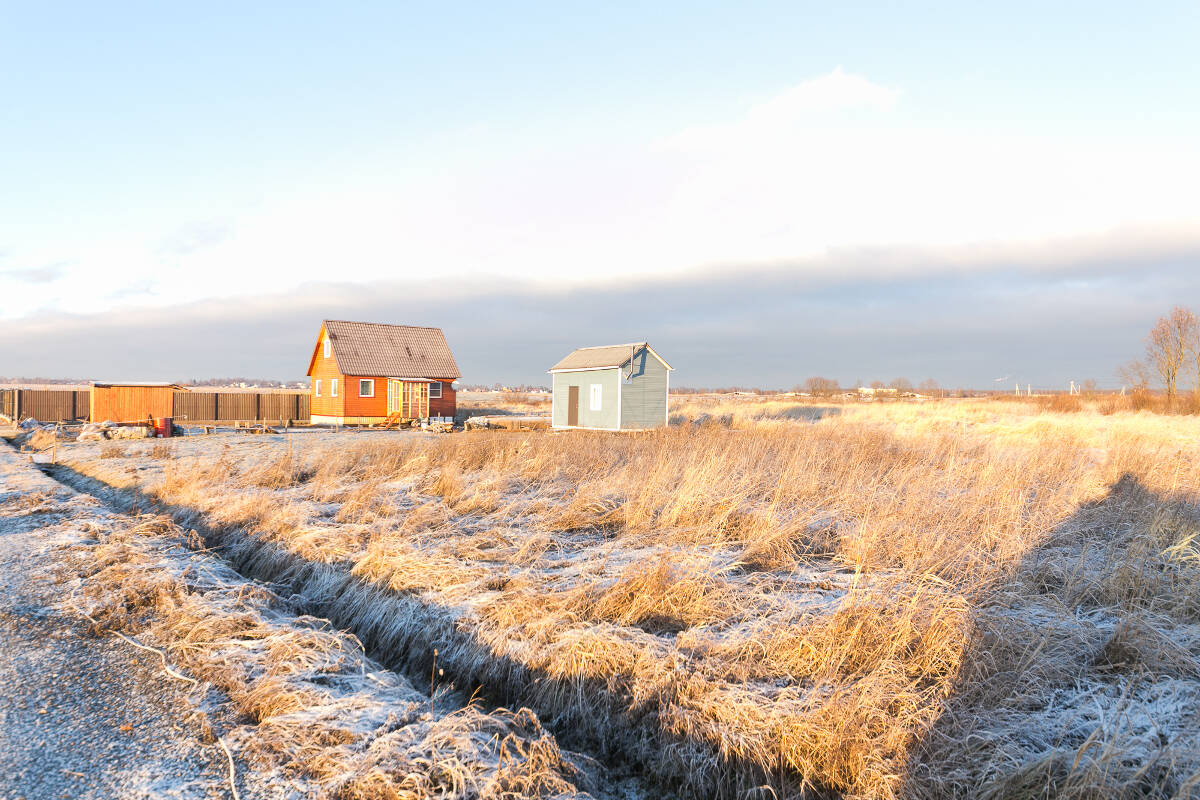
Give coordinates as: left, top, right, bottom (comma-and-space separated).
99, 441, 126, 459
458, 391, 551, 418
60, 398, 1200, 799
71, 512, 592, 799
28, 428, 58, 451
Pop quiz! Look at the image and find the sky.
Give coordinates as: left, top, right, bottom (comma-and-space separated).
2, 2, 1199, 387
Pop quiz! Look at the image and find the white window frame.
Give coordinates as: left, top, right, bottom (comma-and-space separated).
314, 379, 322, 397
359, 379, 374, 398
323, 337, 331, 358
331, 378, 338, 397
428, 381, 442, 399
589, 383, 602, 411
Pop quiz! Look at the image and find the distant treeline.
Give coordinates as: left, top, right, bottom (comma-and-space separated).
0, 376, 304, 388
459, 383, 550, 392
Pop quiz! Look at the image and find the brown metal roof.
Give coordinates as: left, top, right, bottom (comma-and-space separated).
323, 320, 460, 379
548, 342, 672, 372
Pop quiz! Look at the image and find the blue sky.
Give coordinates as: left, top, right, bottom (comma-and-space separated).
2, 2, 1199, 385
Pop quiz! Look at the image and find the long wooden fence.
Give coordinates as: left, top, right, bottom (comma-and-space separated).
0, 389, 90, 422
171, 391, 310, 424
0, 388, 309, 424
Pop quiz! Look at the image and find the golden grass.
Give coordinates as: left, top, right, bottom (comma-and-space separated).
71, 512, 590, 799
60, 398, 1200, 799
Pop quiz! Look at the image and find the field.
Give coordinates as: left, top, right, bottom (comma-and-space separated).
17, 395, 1200, 798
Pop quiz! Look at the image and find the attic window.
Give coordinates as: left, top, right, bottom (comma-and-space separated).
323, 337, 331, 358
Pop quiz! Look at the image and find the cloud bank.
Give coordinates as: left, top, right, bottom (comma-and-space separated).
4, 227, 1196, 389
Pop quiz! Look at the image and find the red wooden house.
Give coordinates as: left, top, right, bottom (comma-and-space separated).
306, 320, 460, 425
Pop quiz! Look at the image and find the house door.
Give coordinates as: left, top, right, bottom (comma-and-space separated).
567, 385, 579, 426
388, 380, 402, 414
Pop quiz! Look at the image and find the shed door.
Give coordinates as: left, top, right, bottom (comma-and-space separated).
567, 385, 579, 426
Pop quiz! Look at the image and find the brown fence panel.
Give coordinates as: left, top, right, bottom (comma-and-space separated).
0, 390, 15, 419
215, 393, 258, 421
74, 391, 90, 420
173, 392, 217, 422
259, 393, 299, 421
18, 390, 80, 422
297, 394, 310, 421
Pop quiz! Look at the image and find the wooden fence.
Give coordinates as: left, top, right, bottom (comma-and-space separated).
0, 389, 90, 422
1, 388, 309, 424
171, 391, 310, 423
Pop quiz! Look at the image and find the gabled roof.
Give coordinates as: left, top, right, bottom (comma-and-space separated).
309, 320, 460, 379
548, 342, 672, 372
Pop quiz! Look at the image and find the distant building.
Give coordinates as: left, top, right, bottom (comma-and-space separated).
548, 342, 672, 430
307, 320, 460, 424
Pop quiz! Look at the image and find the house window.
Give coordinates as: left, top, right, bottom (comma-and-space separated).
331, 378, 338, 397
323, 337, 331, 358
359, 379, 374, 398
428, 381, 442, 399
589, 383, 602, 411
314, 379, 322, 397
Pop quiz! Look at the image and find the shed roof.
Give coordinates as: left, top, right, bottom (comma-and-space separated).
315, 320, 460, 380
548, 342, 672, 372
91, 382, 180, 388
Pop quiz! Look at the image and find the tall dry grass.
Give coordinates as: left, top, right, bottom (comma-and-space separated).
60, 399, 1200, 799
71, 512, 592, 799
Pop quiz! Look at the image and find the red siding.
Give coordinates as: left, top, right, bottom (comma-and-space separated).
343, 376, 388, 418
429, 381, 456, 418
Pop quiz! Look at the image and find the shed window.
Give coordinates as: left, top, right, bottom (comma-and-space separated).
589, 383, 602, 411
428, 381, 442, 399
323, 337, 331, 358
359, 379, 374, 398
331, 379, 338, 397
314, 379, 322, 397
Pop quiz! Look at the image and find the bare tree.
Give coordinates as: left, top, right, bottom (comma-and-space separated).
890, 377, 913, 392
917, 378, 939, 393
1190, 317, 1200, 398
802, 376, 839, 397
1117, 359, 1152, 391
1146, 307, 1197, 403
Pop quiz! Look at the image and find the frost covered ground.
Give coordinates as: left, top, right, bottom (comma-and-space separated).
1, 435, 613, 800
27, 400, 1200, 799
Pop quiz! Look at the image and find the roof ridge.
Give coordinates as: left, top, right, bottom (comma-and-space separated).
570, 342, 647, 351
324, 319, 443, 331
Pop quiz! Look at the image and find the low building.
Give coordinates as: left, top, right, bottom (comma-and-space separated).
307, 320, 460, 425
90, 382, 178, 422
548, 342, 672, 430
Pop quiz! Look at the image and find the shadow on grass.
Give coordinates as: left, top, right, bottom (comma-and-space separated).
40, 460, 827, 800
901, 474, 1200, 799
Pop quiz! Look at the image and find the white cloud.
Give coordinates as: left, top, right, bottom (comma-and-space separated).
5, 68, 1200, 320
668, 67, 901, 152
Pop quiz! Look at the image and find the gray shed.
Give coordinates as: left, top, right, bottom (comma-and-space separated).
548, 342, 672, 430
